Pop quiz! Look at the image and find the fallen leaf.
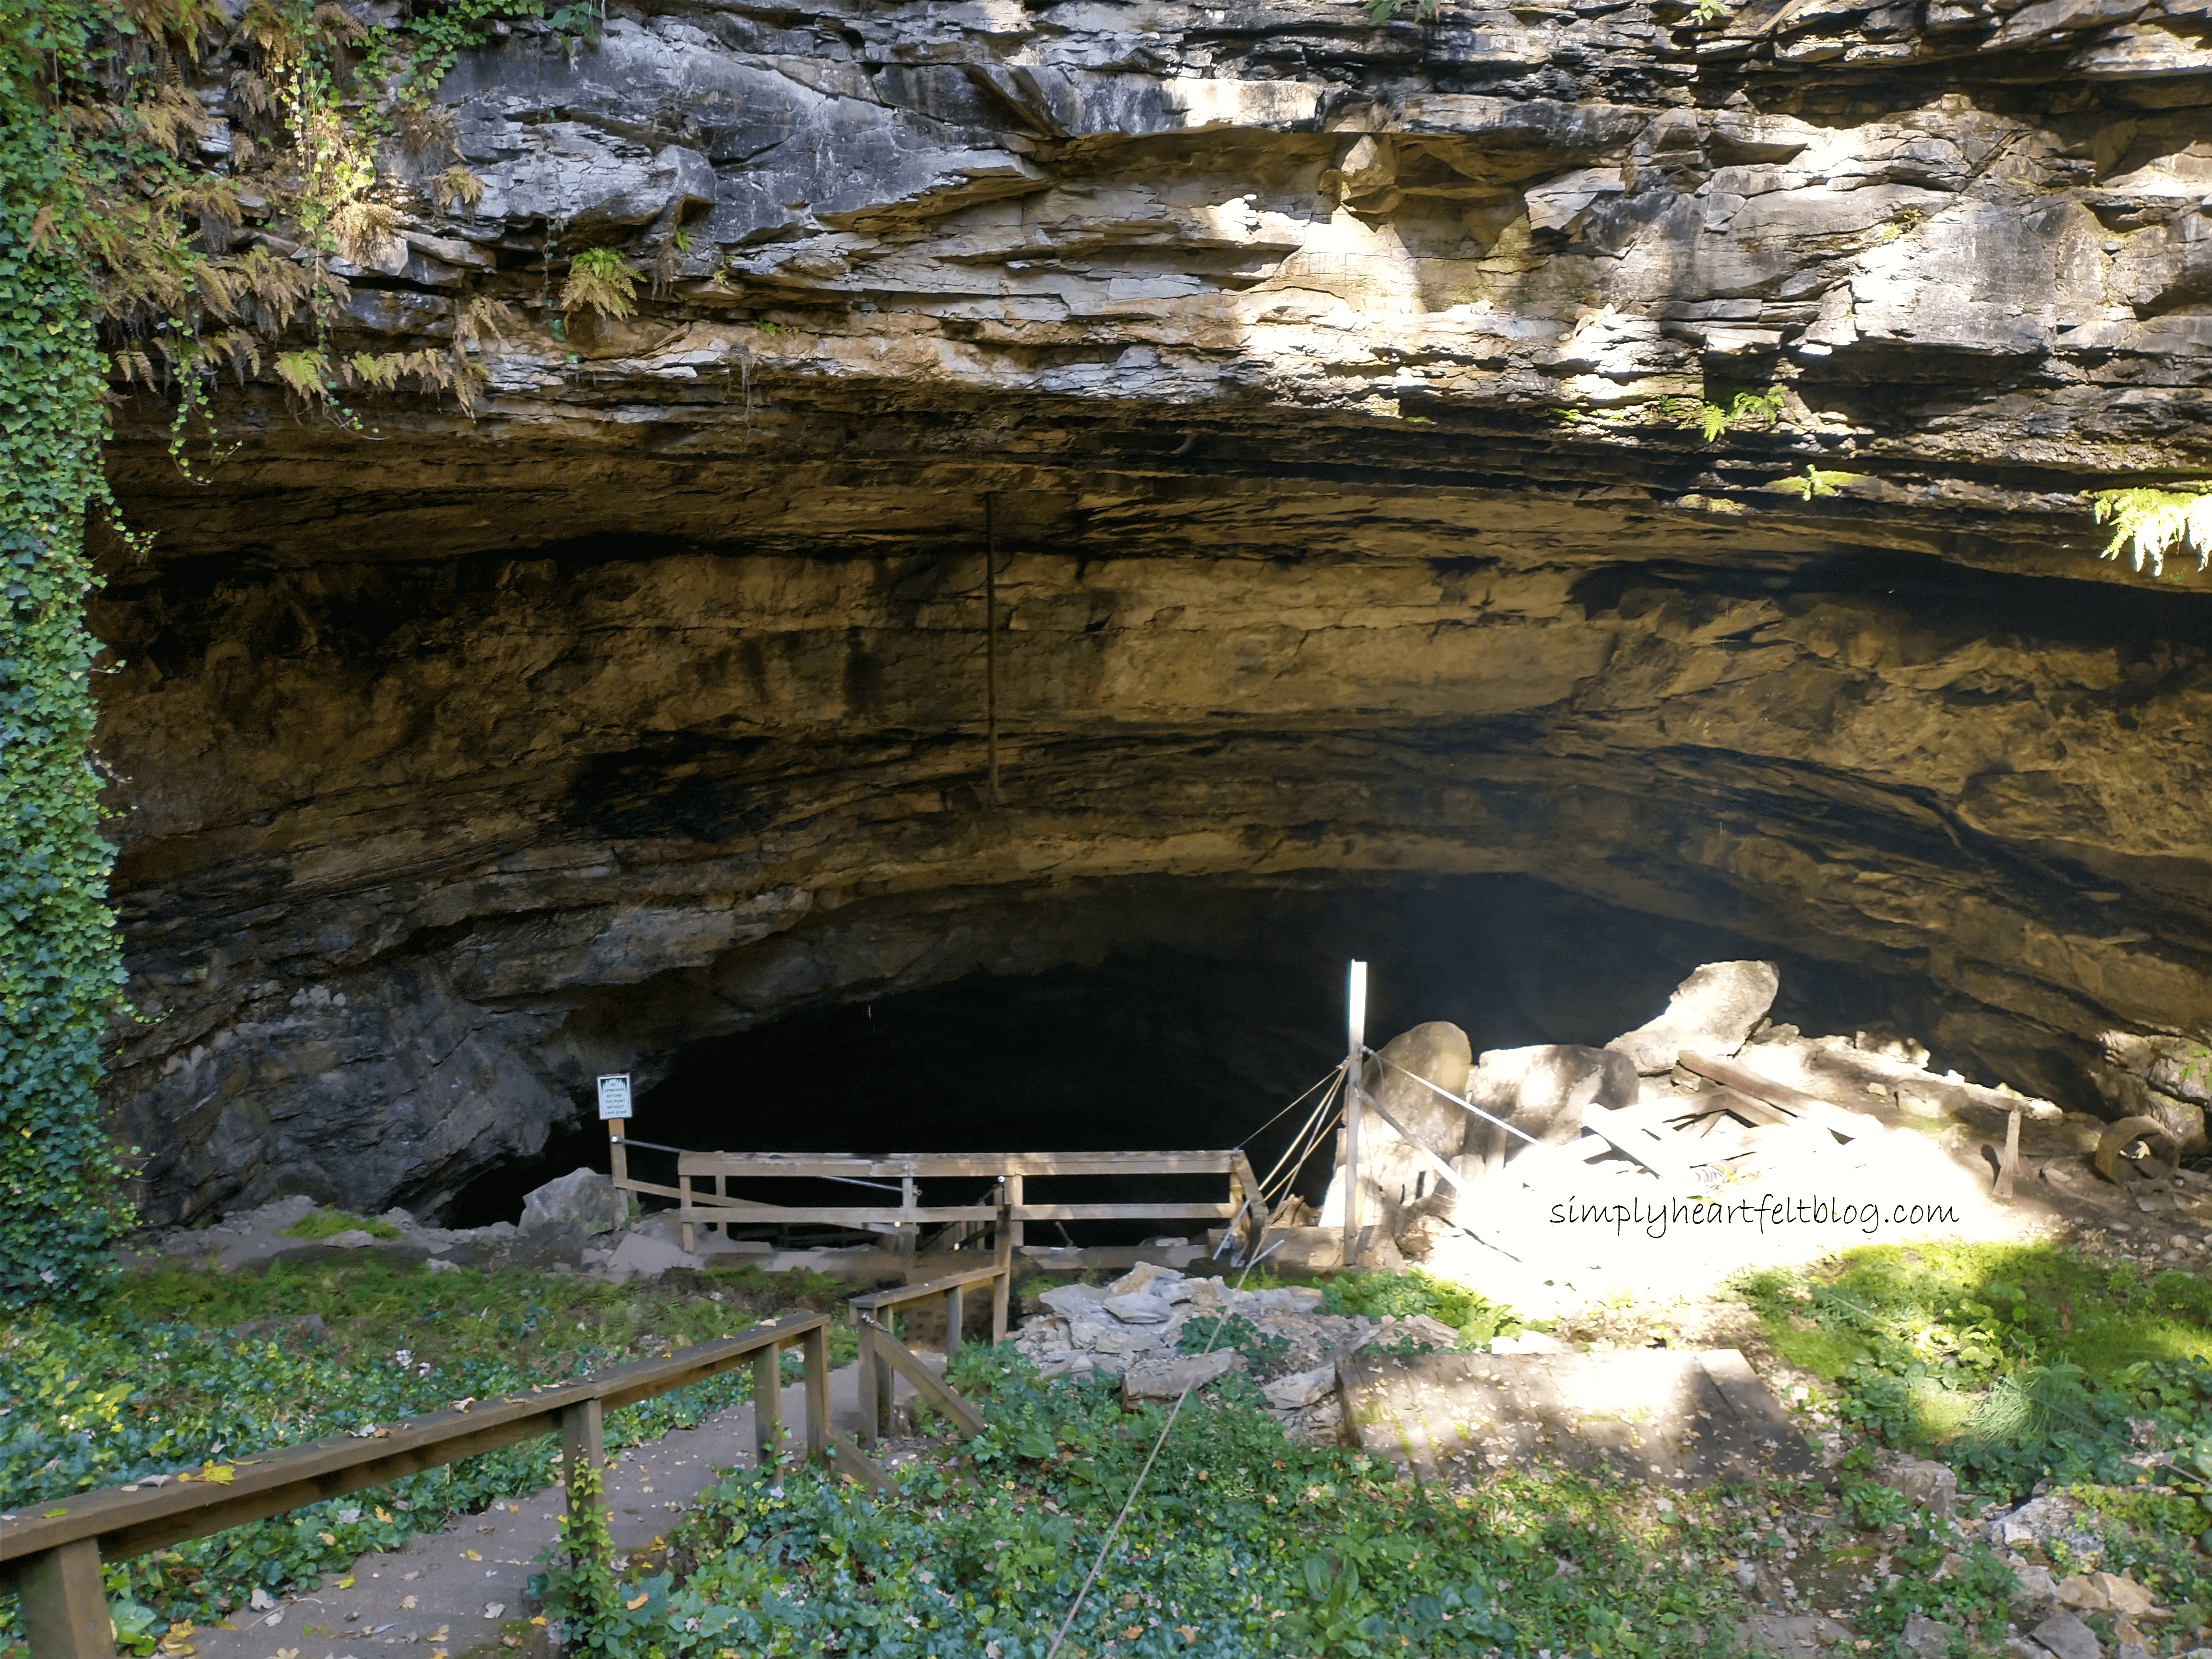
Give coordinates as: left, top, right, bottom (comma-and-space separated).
1178, 1626, 1199, 1644
625, 1592, 649, 1611
484, 1602, 506, 1620
316, 1532, 336, 1546
201, 1464, 235, 1484
529, 1617, 547, 1627
335, 1577, 355, 1590
42, 1508, 68, 1518
374, 1507, 393, 1524
401, 1597, 417, 1611
463, 1549, 481, 1560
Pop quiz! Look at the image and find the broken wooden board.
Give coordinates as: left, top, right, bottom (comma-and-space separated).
1336, 1348, 1821, 1489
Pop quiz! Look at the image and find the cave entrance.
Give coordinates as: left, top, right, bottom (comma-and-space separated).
448, 874, 1914, 1236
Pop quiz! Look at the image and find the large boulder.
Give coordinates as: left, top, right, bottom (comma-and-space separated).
1606, 961, 1781, 1075
1321, 1022, 1472, 1238
1468, 1044, 1639, 1151
519, 1167, 626, 1236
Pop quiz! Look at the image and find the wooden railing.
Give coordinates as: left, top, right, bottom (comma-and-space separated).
848, 1262, 1013, 1452
666, 1149, 1271, 1257
0, 1312, 840, 1659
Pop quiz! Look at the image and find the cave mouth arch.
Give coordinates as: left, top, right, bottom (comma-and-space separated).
446, 873, 1916, 1232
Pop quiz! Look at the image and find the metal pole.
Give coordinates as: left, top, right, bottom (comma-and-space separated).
1342, 959, 1367, 1267
984, 493, 1001, 807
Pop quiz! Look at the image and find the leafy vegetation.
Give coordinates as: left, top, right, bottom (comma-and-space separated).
1694, 385, 1787, 443
1770, 465, 1861, 499
1, 0, 612, 1308
545, 1344, 1770, 1659
0, 1256, 857, 1648
1322, 1265, 1527, 1347
0, 0, 138, 1309
562, 246, 642, 322
2089, 485, 2212, 577
279, 1207, 402, 1240
1735, 1241, 2212, 1499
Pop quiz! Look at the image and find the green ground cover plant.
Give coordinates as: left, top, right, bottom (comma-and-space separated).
1735, 1240, 2212, 1497
1731, 1241, 2212, 1646
551, 1345, 1769, 1659
1322, 1266, 1527, 1347
278, 1208, 403, 1240
0, 1256, 856, 1650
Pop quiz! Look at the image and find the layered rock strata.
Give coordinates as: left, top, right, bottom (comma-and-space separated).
95, 0, 2212, 1221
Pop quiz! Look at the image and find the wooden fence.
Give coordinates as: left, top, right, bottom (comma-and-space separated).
0, 1311, 840, 1659
661, 1148, 1271, 1258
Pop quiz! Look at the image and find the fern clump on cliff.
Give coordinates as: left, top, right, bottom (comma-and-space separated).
2090, 485, 2212, 577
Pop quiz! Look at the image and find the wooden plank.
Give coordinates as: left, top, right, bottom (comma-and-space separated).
802, 1326, 830, 1462
0, 1313, 829, 1568
1232, 1149, 1271, 1243
752, 1344, 783, 1464
609, 1176, 687, 1203
851, 1264, 1009, 1312
864, 1324, 988, 1440
1678, 1053, 1885, 1141
684, 1204, 999, 1226
1710, 1086, 1794, 1129
1579, 1103, 1696, 1182
1008, 1203, 1234, 1222
7, 1537, 114, 1659
854, 1320, 881, 1445
825, 1431, 899, 1493
991, 1193, 1011, 1345
675, 1151, 1240, 1179
1002, 1152, 1237, 1176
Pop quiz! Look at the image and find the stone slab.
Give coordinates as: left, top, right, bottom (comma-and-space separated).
1336, 1347, 1820, 1488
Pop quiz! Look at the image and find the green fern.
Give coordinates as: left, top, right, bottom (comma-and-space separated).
1695, 385, 1787, 444
1769, 466, 1860, 499
560, 247, 641, 321
2088, 485, 2212, 577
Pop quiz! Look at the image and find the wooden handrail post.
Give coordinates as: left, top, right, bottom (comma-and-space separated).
802, 1324, 830, 1462
556, 1398, 608, 1559
945, 1283, 965, 1361
752, 1341, 783, 1466
991, 1202, 1011, 1345
853, 1311, 879, 1447
10, 1538, 115, 1659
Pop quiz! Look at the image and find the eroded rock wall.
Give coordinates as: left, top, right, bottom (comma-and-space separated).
95, 0, 2212, 1220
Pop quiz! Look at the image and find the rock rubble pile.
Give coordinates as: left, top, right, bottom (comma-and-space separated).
1009, 1259, 1473, 1438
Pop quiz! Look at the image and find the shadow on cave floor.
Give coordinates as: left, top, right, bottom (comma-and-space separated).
447, 874, 1911, 1232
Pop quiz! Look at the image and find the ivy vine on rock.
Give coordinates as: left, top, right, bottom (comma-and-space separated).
0, 0, 601, 1304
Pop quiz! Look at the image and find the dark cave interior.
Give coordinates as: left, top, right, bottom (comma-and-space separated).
449, 873, 1917, 1232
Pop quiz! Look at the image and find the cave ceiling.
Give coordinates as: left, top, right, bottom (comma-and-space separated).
96, 0, 2212, 1223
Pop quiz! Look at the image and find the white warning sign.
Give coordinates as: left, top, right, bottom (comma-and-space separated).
596, 1074, 633, 1120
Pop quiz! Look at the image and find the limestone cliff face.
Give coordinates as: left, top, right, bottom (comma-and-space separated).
97, 0, 2212, 1221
